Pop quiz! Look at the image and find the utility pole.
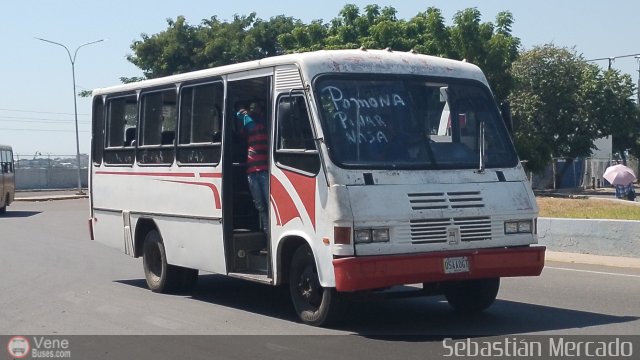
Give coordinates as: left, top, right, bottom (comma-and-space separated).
636, 56, 640, 106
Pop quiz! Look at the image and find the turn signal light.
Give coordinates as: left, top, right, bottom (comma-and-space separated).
334, 226, 351, 245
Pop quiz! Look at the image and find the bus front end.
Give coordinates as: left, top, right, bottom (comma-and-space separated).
312, 66, 544, 313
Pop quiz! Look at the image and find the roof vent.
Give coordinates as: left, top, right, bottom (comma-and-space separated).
359, 46, 367, 51
385, 47, 393, 52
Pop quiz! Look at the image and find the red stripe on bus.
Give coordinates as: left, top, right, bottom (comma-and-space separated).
95, 171, 195, 178
270, 175, 300, 227
282, 170, 316, 231
163, 180, 221, 209
199, 173, 222, 178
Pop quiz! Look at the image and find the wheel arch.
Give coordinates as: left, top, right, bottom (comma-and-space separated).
275, 234, 311, 286
134, 217, 159, 258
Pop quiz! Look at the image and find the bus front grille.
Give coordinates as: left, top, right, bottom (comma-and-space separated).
408, 191, 484, 210
410, 216, 492, 244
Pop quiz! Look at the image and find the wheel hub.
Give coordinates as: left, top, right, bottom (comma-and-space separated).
298, 266, 321, 306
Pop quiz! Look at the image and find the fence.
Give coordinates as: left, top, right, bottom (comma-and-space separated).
13, 154, 89, 190
531, 157, 638, 190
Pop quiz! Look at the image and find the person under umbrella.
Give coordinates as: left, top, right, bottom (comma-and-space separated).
603, 164, 636, 200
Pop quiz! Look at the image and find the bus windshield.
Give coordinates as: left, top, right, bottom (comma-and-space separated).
315, 76, 519, 170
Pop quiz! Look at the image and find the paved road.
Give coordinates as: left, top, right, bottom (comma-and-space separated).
1, 198, 639, 339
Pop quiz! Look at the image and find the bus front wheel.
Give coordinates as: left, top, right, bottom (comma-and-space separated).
142, 230, 198, 293
289, 245, 346, 326
443, 278, 500, 313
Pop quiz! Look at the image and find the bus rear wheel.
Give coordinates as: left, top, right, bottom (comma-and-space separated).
142, 230, 198, 293
289, 245, 346, 326
0, 194, 7, 214
443, 278, 500, 313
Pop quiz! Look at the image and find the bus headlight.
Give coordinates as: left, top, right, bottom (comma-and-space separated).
372, 228, 390, 242
504, 220, 533, 234
354, 228, 390, 243
354, 229, 372, 243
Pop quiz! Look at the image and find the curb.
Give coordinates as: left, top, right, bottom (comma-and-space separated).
15, 195, 88, 202
546, 251, 640, 269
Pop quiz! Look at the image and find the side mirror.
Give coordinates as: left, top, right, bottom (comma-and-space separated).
500, 101, 513, 135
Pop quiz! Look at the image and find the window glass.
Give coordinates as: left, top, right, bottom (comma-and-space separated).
92, 97, 105, 164
104, 95, 137, 165
177, 82, 223, 164
1, 151, 6, 173
275, 94, 320, 174
140, 89, 177, 146
106, 96, 137, 148
139, 89, 177, 165
315, 76, 518, 169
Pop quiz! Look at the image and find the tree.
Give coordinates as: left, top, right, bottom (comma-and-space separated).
125, 4, 521, 105
508, 43, 640, 185
126, 14, 297, 79
127, 16, 202, 78
593, 69, 640, 161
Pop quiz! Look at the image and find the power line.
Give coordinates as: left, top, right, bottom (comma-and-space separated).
0, 128, 89, 133
0, 116, 90, 124
586, 53, 640, 70
0, 107, 90, 116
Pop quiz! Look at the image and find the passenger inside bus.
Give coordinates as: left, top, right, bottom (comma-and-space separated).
236, 100, 270, 234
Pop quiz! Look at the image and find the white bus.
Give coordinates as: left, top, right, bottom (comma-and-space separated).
0, 144, 15, 214
90, 49, 545, 326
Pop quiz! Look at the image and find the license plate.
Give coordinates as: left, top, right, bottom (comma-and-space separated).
443, 256, 470, 274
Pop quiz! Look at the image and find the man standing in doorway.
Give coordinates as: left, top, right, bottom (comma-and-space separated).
236, 101, 269, 233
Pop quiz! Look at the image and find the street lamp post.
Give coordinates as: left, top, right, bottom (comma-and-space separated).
35, 37, 104, 195
636, 55, 640, 107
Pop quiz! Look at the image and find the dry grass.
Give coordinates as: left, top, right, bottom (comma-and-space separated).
536, 196, 640, 220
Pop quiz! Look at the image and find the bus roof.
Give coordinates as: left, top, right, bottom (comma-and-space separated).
92, 49, 487, 96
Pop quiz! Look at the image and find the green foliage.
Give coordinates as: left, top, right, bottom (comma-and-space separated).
510, 45, 597, 171
126, 5, 521, 104
123, 4, 640, 178
127, 14, 298, 78
594, 69, 640, 159
510, 44, 640, 172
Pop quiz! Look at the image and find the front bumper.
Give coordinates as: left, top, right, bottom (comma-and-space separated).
332, 246, 545, 292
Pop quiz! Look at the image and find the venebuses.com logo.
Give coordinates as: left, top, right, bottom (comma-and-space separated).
6, 336, 71, 359
7, 336, 30, 359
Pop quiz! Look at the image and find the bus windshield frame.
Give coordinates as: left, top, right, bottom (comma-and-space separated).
313, 74, 519, 170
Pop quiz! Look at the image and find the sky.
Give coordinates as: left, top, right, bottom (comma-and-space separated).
1, 0, 639, 157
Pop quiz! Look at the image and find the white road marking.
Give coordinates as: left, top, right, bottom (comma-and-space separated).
545, 266, 640, 279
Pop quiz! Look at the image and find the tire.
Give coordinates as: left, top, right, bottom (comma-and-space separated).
0, 194, 7, 214
289, 245, 346, 326
142, 230, 197, 293
444, 278, 500, 313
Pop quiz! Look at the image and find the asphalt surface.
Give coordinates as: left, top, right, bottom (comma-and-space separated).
1, 198, 639, 335
2, 196, 639, 359
14, 188, 640, 269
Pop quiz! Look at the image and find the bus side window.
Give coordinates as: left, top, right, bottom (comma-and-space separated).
104, 95, 137, 165
275, 94, 320, 175
139, 88, 177, 165
176, 81, 223, 165
92, 96, 105, 165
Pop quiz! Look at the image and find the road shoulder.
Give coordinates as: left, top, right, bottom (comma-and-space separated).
547, 250, 640, 269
